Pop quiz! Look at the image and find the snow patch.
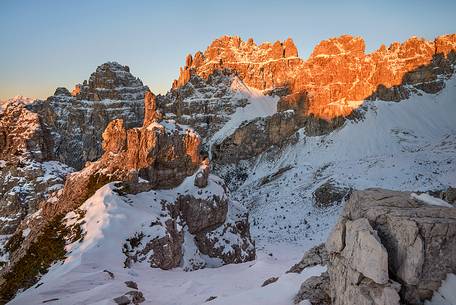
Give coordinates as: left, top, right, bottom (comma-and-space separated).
411, 193, 453, 208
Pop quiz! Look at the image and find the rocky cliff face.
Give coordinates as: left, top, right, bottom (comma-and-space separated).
325, 189, 456, 305
173, 36, 301, 90
0, 102, 72, 236
174, 34, 456, 121
164, 34, 456, 170
29, 62, 148, 170
74, 62, 147, 101
159, 70, 251, 141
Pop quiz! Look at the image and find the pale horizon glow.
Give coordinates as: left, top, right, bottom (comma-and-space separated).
1, 0, 455, 100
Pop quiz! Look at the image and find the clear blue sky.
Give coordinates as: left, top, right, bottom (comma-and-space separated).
1, 0, 455, 100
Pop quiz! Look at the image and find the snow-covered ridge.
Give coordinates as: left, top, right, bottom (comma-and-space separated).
9, 168, 254, 304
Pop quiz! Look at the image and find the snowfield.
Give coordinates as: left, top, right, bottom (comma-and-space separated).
9, 76, 456, 304
9, 182, 323, 305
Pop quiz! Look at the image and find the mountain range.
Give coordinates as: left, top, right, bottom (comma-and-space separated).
0, 33, 455, 305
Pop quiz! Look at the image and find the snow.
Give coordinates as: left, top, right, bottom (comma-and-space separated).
207, 80, 278, 156
21, 228, 31, 238
10, 180, 319, 305
426, 273, 456, 305
146, 119, 197, 137
224, 75, 456, 246
411, 193, 453, 208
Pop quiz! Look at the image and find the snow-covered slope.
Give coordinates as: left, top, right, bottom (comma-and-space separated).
233, 75, 456, 247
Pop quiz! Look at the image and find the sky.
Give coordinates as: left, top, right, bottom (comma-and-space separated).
0, 0, 455, 100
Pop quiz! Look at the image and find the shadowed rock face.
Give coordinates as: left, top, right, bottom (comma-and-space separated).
29, 62, 149, 170
158, 69, 252, 141
325, 188, 456, 305
211, 110, 298, 164
173, 34, 456, 121
0, 103, 72, 235
0, 102, 52, 162
74, 62, 148, 101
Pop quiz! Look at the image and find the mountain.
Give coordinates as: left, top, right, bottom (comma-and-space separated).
1, 33, 456, 305
0, 96, 35, 113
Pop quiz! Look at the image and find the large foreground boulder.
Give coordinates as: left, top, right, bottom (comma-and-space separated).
325, 188, 456, 305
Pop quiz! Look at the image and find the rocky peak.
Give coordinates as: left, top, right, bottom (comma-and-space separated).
290, 33, 456, 120
53, 87, 71, 96
143, 90, 162, 126
435, 33, 456, 55
309, 35, 365, 58
171, 33, 456, 125
0, 96, 35, 113
172, 35, 303, 90
161, 33, 456, 168
75, 61, 148, 101
0, 102, 51, 162
26, 62, 148, 170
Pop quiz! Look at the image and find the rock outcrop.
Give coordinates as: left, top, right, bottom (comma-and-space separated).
124, 179, 255, 270
325, 188, 456, 305
288, 243, 328, 274
158, 70, 253, 141
312, 180, 351, 208
294, 272, 331, 305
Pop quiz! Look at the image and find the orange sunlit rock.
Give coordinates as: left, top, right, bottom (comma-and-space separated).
173, 34, 456, 120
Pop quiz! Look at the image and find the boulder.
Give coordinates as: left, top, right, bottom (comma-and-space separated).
194, 159, 210, 188
313, 180, 351, 208
176, 194, 227, 234
325, 188, 456, 305
441, 186, 456, 204
261, 277, 279, 287
287, 243, 328, 274
294, 272, 331, 305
